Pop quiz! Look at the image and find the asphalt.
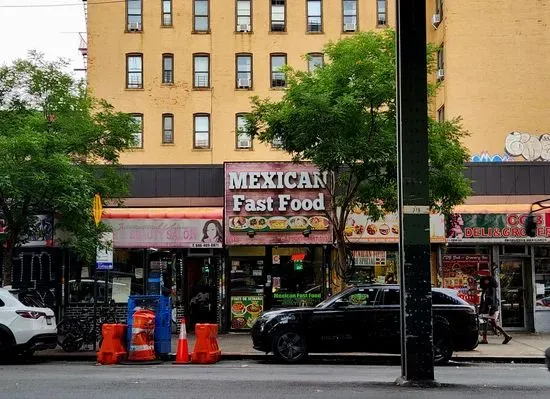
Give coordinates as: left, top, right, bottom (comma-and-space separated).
35, 331, 550, 364
2, 361, 550, 398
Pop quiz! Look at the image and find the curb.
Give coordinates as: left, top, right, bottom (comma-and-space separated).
35, 352, 547, 365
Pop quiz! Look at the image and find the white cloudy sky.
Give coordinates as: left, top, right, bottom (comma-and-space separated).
0, 0, 86, 76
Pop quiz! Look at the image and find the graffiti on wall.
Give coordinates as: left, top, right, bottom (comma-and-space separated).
470, 132, 550, 162
11, 250, 57, 309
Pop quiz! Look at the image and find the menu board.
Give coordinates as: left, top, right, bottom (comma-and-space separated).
442, 254, 490, 305
230, 296, 264, 330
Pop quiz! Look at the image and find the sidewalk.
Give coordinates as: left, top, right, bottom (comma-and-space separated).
36, 331, 550, 363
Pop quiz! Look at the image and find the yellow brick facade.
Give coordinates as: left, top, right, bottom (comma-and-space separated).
88, 0, 550, 165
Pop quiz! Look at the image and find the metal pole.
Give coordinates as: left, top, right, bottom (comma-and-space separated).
395, 0, 435, 384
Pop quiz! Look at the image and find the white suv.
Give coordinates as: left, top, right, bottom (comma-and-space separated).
0, 288, 57, 358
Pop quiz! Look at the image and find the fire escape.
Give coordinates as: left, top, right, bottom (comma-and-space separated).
75, 1, 88, 74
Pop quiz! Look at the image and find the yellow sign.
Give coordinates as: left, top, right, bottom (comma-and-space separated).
93, 194, 103, 226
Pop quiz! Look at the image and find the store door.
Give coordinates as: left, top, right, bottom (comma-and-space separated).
186, 258, 217, 331
500, 259, 526, 329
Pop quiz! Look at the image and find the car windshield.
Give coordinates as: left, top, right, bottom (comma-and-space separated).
315, 287, 356, 308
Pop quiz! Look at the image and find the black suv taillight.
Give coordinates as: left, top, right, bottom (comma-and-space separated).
16, 310, 46, 319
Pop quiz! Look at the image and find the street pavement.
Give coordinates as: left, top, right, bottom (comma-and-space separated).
1, 361, 550, 398
37, 331, 550, 363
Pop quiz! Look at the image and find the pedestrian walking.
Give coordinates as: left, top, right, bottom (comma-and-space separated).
479, 272, 512, 345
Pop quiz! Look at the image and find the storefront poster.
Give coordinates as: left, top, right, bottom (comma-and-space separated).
344, 209, 446, 243
224, 162, 333, 245
230, 296, 264, 330
104, 218, 223, 248
441, 254, 490, 305
446, 213, 550, 243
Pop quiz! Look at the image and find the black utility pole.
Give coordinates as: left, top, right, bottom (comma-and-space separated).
395, 0, 435, 384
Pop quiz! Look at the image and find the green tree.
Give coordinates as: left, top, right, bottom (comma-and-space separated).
247, 31, 471, 291
0, 52, 137, 287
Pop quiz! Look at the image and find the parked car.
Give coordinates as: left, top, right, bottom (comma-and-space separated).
0, 287, 57, 359
251, 284, 479, 364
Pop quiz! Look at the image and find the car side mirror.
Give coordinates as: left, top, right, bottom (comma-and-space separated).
334, 299, 350, 309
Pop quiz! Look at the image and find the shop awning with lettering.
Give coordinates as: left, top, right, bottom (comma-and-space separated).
103, 207, 223, 219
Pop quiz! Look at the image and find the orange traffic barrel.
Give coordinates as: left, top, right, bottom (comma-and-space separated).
128, 309, 156, 362
191, 324, 221, 364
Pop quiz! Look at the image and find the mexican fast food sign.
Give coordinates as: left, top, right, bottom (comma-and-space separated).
224, 162, 332, 245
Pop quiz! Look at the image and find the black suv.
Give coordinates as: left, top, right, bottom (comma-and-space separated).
251, 284, 479, 364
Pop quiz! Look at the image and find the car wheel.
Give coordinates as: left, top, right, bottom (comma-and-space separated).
433, 336, 453, 365
272, 330, 308, 363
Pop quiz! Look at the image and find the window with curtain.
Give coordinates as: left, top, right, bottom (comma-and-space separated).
342, 0, 357, 31
162, 0, 172, 26
236, 54, 252, 89
194, 54, 210, 88
194, 0, 209, 32
162, 54, 173, 84
307, 0, 322, 32
162, 114, 174, 143
126, 54, 143, 88
127, 0, 142, 31
236, 0, 252, 31
236, 114, 252, 149
271, 0, 285, 31
271, 54, 286, 88
194, 114, 210, 148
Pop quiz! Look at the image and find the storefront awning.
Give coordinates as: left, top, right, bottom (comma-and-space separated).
453, 204, 533, 214
103, 207, 223, 219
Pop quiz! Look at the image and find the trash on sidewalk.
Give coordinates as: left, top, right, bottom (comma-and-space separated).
191, 324, 221, 364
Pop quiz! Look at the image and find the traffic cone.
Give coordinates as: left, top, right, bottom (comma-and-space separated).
174, 318, 190, 364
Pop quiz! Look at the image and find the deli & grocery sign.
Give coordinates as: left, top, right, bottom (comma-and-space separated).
446, 213, 550, 243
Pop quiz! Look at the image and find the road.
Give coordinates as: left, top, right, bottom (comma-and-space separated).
1, 361, 550, 399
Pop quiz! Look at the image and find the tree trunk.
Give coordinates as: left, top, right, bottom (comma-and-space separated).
2, 246, 13, 287
332, 224, 350, 294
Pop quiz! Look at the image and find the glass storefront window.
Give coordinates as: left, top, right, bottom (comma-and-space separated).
348, 250, 398, 285
535, 247, 550, 305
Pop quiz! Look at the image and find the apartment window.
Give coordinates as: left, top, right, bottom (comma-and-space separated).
271, 0, 286, 32
437, 46, 444, 70
162, 0, 172, 26
127, 0, 142, 31
130, 114, 143, 148
437, 106, 445, 122
271, 54, 287, 88
342, 0, 357, 32
377, 0, 387, 26
307, 0, 322, 33
162, 114, 174, 143
194, 114, 210, 149
126, 53, 143, 89
436, 0, 444, 19
162, 54, 174, 84
236, 54, 252, 89
194, 0, 209, 32
236, 114, 252, 149
236, 0, 252, 32
308, 53, 324, 72
193, 54, 210, 88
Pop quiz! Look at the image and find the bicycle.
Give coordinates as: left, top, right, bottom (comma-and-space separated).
57, 300, 118, 352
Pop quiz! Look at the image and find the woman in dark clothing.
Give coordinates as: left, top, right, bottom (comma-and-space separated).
479, 275, 512, 345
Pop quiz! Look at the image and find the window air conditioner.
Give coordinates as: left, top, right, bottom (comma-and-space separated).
237, 78, 251, 88
432, 13, 441, 27
128, 22, 142, 31
344, 23, 356, 32
436, 68, 444, 80
237, 24, 251, 32
238, 138, 252, 148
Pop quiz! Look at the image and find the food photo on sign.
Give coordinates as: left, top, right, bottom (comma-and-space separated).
441, 255, 491, 305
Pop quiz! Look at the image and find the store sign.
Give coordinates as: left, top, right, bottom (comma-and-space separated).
446, 213, 550, 243
230, 296, 264, 330
96, 232, 113, 270
104, 218, 223, 248
224, 162, 332, 245
343, 209, 446, 243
